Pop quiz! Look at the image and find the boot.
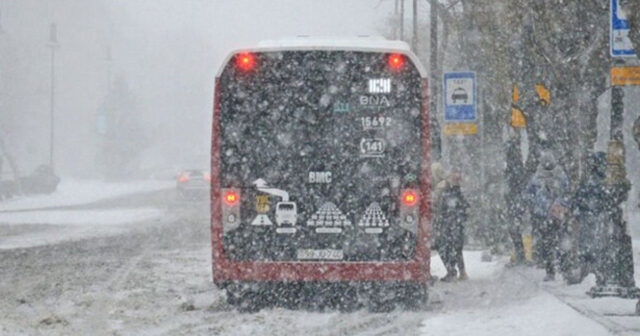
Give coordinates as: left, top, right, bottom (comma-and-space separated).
441, 271, 457, 282
543, 273, 555, 282
458, 270, 469, 281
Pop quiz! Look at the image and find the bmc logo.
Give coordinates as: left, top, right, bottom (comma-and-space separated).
309, 172, 332, 183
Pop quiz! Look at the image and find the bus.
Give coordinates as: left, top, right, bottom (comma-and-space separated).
211, 38, 432, 311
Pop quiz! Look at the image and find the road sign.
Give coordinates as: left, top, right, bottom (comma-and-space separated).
611, 66, 640, 86
443, 72, 476, 122
511, 85, 526, 128
535, 84, 550, 105
443, 122, 477, 136
611, 0, 636, 57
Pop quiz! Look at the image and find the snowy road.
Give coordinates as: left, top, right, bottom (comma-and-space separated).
0, 190, 639, 335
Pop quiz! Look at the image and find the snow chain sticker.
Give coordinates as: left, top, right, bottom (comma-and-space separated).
360, 138, 385, 158
358, 202, 390, 234
307, 202, 351, 234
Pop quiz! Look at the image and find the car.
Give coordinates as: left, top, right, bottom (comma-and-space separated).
176, 169, 210, 201
451, 87, 469, 104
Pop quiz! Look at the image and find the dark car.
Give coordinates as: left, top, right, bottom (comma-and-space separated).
451, 87, 469, 104
176, 169, 210, 201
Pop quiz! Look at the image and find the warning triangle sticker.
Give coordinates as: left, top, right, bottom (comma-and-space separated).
251, 214, 273, 226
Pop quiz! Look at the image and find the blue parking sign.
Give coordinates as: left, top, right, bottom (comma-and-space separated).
443, 72, 476, 122
611, 0, 636, 57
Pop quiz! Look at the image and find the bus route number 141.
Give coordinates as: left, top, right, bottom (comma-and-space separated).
360, 138, 385, 158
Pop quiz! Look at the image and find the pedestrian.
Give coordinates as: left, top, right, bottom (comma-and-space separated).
523, 150, 569, 281
430, 162, 448, 252
568, 152, 608, 285
434, 171, 469, 282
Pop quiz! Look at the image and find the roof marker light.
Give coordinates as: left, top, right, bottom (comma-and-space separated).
388, 53, 404, 70
236, 52, 255, 71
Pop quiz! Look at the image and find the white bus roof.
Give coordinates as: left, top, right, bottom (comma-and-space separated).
219, 37, 427, 78
257, 36, 411, 51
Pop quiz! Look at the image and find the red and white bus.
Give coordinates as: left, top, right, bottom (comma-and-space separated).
211, 38, 432, 311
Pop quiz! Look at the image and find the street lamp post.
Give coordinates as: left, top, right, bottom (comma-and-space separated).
47, 23, 58, 169
0, 10, 4, 35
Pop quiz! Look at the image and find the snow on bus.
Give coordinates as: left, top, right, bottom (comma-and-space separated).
211, 38, 431, 311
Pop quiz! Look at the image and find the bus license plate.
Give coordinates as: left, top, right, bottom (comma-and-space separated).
297, 249, 344, 261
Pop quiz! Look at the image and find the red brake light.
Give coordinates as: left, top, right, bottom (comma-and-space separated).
178, 175, 189, 183
224, 190, 239, 206
388, 54, 404, 70
402, 190, 418, 207
236, 52, 255, 71
203, 172, 211, 181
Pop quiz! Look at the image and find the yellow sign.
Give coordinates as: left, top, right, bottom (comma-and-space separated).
510, 85, 526, 128
611, 67, 640, 86
444, 122, 477, 136
535, 84, 550, 105
256, 195, 270, 213
512, 84, 520, 102
511, 108, 526, 128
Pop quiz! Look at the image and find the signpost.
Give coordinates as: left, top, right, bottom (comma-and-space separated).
611, 66, 640, 86
443, 71, 476, 135
611, 0, 636, 57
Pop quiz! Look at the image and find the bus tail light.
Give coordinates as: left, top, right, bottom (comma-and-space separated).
402, 189, 418, 207
399, 189, 419, 234
224, 190, 239, 206
178, 174, 189, 183
221, 188, 241, 231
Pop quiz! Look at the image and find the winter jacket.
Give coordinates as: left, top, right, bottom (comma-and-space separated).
434, 185, 469, 251
524, 165, 569, 218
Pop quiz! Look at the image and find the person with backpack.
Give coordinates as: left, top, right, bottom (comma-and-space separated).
523, 151, 569, 281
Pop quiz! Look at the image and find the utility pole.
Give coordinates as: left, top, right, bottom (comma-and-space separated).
411, 0, 418, 51
400, 0, 404, 41
429, 0, 441, 160
394, 0, 399, 39
48, 23, 59, 169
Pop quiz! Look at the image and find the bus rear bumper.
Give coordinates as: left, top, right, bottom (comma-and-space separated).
218, 280, 428, 312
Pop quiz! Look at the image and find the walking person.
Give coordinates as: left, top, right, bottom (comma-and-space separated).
569, 152, 608, 285
434, 172, 470, 282
523, 151, 569, 281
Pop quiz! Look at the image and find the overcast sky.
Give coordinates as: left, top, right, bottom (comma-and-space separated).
1, 0, 408, 176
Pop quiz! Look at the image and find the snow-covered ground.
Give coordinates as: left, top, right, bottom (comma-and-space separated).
0, 179, 173, 212
423, 252, 615, 336
0, 208, 164, 249
0, 180, 172, 249
1, 195, 640, 335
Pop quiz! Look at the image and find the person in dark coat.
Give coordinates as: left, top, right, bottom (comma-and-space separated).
435, 172, 470, 282
569, 152, 608, 285
524, 151, 569, 281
